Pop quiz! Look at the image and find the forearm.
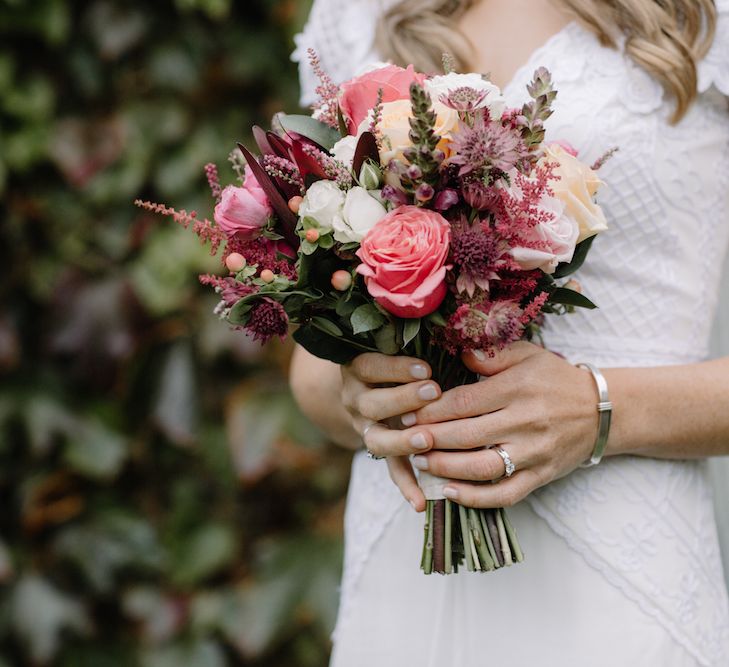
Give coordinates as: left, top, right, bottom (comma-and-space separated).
289, 345, 361, 450
604, 357, 729, 459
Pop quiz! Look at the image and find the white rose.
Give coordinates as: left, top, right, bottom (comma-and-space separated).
331, 135, 358, 167
333, 186, 388, 243
298, 180, 346, 233
426, 72, 506, 118
510, 196, 579, 274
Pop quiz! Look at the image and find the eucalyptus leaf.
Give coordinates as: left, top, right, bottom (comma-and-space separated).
350, 304, 386, 336
278, 114, 341, 151
374, 323, 399, 355
311, 316, 344, 337
550, 287, 598, 309
427, 311, 448, 327
402, 318, 421, 347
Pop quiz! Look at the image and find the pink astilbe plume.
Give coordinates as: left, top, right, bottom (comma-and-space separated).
262, 155, 305, 195
205, 163, 222, 201
450, 112, 525, 177
520, 290, 550, 325
494, 162, 558, 250
244, 298, 289, 344
134, 200, 225, 255
308, 48, 340, 129
301, 144, 353, 189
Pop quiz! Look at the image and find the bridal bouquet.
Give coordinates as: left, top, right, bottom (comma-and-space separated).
136, 53, 611, 575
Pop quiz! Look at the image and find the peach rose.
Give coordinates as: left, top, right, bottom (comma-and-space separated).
339, 64, 426, 134
542, 143, 608, 243
214, 166, 272, 240
356, 205, 450, 318
369, 99, 459, 167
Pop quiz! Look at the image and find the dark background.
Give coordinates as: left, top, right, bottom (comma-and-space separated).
0, 1, 355, 665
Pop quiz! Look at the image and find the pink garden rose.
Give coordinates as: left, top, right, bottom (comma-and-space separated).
339, 64, 426, 134
214, 166, 272, 240
356, 205, 450, 318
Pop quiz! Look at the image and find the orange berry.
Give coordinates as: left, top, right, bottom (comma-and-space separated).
225, 252, 246, 273
260, 269, 275, 283
565, 279, 582, 293
331, 270, 352, 291
305, 228, 320, 243
288, 196, 304, 214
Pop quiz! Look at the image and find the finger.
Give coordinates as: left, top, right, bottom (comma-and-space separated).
362, 422, 433, 457
387, 456, 426, 512
462, 341, 543, 377
348, 353, 431, 384
414, 376, 512, 424
442, 468, 543, 508
424, 412, 515, 451
357, 380, 441, 422
412, 445, 530, 482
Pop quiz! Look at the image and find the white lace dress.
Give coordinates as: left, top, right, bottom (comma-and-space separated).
293, 3, 729, 665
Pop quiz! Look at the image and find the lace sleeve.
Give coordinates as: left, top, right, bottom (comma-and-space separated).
291, 0, 389, 108
698, 0, 729, 96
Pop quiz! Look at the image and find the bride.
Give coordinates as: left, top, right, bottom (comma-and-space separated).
290, 0, 729, 664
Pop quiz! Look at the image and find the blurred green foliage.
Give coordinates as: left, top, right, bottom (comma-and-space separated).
0, 0, 355, 665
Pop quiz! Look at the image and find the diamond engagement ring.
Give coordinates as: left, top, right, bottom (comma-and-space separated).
494, 446, 515, 477
362, 422, 385, 460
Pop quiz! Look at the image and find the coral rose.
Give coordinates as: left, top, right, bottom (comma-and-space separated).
339, 64, 426, 134
356, 205, 451, 318
214, 166, 272, 240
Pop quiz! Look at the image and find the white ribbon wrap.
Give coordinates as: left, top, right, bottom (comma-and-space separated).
416, 469, 449, 501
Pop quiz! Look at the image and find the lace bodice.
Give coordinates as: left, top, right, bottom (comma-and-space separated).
293, 3, 729, 664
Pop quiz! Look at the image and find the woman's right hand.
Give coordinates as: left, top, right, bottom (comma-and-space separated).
341, 353, 442, 512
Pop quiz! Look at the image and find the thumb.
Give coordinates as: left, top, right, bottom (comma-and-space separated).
462, 341, 543, 376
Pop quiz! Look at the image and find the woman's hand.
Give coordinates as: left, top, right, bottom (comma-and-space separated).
380, 342, 600, 509
341, 353, 444, 512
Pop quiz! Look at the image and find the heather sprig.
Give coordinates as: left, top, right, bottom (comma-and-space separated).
300, 144, 353, 190
205, 163, 222, 201
262, 155, 305, 195
307, 48, 340, 129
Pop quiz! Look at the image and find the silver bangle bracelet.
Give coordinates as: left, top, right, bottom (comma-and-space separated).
576, 362, 612, 467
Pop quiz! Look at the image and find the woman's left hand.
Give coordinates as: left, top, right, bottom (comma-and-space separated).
389, 342, 600, 509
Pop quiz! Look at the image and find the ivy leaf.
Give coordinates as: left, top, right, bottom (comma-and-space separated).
350, 304, 386, 335
550, 287, 598, 309
554, 235, 596, 278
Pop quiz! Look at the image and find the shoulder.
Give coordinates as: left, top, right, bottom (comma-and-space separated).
698, 0, 729, 96
292, 0, 391, 107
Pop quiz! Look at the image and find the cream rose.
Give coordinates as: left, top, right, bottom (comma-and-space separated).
333, 187, 388, 243
542, 143, 608, 243
298, 180, 345, 233
363, 99, 459, 166
331, 135, 358, 167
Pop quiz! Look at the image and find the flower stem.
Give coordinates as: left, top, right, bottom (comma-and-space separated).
496, 508, 513, 566
458, 504, 475, 572
501, 508, 525, 563
433, 499, 446, 573
479, 510, 499, 567
445, 499, 453, 574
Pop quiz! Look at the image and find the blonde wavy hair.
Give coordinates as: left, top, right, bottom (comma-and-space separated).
376, 0, 718, 122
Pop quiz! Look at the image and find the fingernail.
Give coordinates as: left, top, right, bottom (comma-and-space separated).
473, 349, 486, 361
443, 486, 459, 499
401, 412, 417, 427
417, 383, 438, 401
410, 432, 429, 450
412, 455, 428, 470
410, 364, 428, 380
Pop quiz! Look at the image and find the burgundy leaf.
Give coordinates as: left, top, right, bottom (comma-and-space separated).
352, 131, 380, 176
252, 126, 274, 156
289, 138, 328, 181
237, 143, 298, 247
266, 132, 292, 159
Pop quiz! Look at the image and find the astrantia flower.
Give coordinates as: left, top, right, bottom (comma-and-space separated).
245, 298, 289, 343
448, 300, 525, 352
450, 113, 525, 177
450, 225, 511, 297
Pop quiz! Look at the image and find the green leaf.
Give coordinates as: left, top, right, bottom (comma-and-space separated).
350, 304, 386, 336
292, 325, 362, 365
402, 318, 421, 347
554, 235, 596, 278
278, 114, 341, 151
310, 316, 343, 337
427, 311, 448, 327
550, 287, 598, 309
172, 524, 237, 587
374, 323, 399, 355
64, 418, 128, 480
